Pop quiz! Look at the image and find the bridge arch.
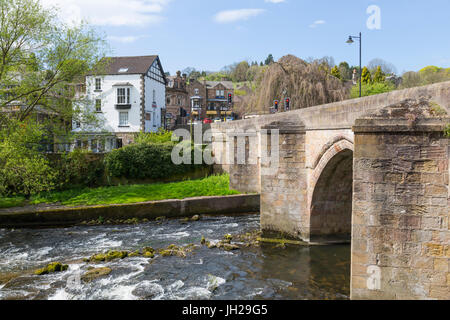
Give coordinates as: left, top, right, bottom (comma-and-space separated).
309, 138, 354, 242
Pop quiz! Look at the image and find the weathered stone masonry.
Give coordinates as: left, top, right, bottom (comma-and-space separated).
211, 81, 450, 300
351, 100, 449, 300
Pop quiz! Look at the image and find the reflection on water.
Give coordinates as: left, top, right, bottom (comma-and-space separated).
0, 215, 350, 300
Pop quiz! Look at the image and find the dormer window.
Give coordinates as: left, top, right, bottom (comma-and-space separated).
118, 68, 128, 73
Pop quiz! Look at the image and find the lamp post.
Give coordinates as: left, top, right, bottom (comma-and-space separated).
347, 32, 362, 98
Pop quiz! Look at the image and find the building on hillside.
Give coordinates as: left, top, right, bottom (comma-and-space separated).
165, 71, 189, 130
186, 80, 237, 121
77, 55, 167, 150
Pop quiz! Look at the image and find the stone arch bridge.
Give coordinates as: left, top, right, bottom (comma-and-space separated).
210, 82, 450, 300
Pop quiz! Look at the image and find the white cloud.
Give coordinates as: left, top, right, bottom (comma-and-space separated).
309, 20, 326, 28
40, 0, 171, 27
107, 35, 149, 43
214, 9, 265, 24
265, 0, 285, 3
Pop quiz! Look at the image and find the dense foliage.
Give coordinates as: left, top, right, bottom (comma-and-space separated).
350, 82, 396, 99
0, 120, 57, 197
401, 66, 450, 89
55, 149, 105, 189
104, 140, 204, 181
134, 130, 174, 144
0, 0, 107, 129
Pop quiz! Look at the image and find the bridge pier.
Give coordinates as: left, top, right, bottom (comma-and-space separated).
351, 99, 449, 300
260, 122, 309, 240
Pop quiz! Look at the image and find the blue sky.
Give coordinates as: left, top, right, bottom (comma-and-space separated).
42, 0, 450, 75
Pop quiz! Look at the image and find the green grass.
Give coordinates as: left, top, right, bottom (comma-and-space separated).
0, 174, 240, 208
0, 197, 26, 209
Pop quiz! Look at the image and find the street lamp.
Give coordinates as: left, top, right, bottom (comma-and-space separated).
347, 32, 362, 98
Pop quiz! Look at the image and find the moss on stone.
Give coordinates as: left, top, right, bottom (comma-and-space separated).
223, 234, 233, 243
128, 250, 141, 257
34, 262, 69, 275
81, 267, 112, 283
88, 250, 129, 263
257, 237, 306, 246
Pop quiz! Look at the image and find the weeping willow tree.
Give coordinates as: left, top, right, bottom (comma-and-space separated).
243, 55, 348, 114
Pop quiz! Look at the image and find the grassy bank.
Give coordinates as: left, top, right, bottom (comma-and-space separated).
0, 174, 240, 208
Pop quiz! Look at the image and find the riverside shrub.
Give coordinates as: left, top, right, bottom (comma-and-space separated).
104, 142, 204, 180
0, 121, 57, 197
55, 149, 105, 189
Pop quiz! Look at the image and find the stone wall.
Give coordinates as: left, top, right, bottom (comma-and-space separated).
351, 99, 449, 300
260, 122, 309, 240
0, 194, 260, 229
211, 82, 450, 195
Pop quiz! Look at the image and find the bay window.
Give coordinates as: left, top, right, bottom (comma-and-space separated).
117, 87, 130, 105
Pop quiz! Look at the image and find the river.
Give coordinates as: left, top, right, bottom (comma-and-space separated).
0, 214, 350, 300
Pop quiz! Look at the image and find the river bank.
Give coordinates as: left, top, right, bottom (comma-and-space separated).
0, 194, 260, 228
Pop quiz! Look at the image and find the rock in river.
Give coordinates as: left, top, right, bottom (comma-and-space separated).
34, 262, 69, 275
81, 267, 112, 283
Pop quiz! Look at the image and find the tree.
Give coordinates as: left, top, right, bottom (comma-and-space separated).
373, 66, 385, 83
368, 58, 397, 75
400, 66, 450, 89
231, 61, 250, 82
400, 71, 422, 89
338, 62, 352, 81
331, 66, 341, 80
0, 0, 107, 129
245, 55, 348, 114
418, 66, 450, 85
0, 119, 57, 196
361, 67, 372, 84
265, 54, 274, 65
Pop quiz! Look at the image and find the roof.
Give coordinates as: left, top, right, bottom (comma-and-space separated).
97, 55, 159, 75
205, 81, 234, 90
112, 82, 134, 87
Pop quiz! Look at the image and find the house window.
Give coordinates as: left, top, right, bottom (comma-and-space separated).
194, 88, 199, 95
95, 78, 101, 91
153, 89, 156, 103
166, 97, 171, 105
119, 112, 129, 126
95, 99, 102, 112
145, 113, 151, 121
117, 88, 130, 105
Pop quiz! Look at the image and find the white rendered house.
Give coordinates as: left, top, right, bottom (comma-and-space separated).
74, 55, 167, 151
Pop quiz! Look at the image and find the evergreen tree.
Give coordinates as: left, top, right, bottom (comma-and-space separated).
373, 66, 385, 83
361, 67, 372, 84
331, 66, 341, 79
265, 54, 274, 65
